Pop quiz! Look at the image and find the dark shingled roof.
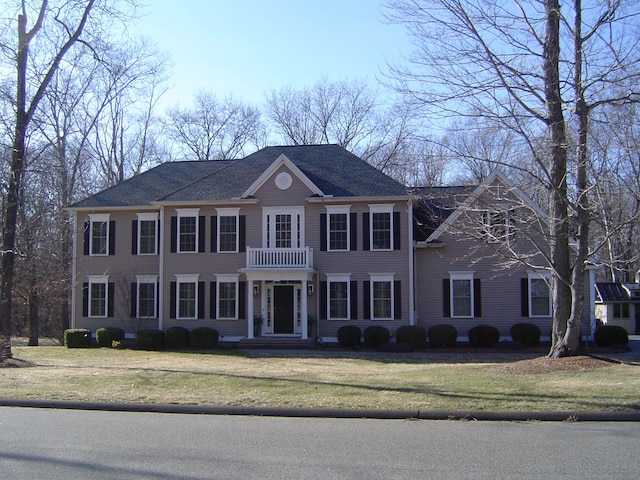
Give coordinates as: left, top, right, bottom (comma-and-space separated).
70, 145, 407, 208
410, 185, 477, 241
595, 283, 635, 303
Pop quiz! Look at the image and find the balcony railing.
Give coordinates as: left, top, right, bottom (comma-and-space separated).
246, 247, 313, 269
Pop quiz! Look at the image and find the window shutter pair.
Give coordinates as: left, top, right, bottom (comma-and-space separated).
208, 281, 247, 319
320, 213, 358, 251
83, 220, 116, 255
169, 216, 205, 253
169, 282, 206, 319
210, 215, 246, 252
362, 280, 402, 320
442, 279, 482, 317
320, 280, 359, 320
361, 212, 401, 251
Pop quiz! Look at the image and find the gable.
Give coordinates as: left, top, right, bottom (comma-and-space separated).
242, 154, 325, 198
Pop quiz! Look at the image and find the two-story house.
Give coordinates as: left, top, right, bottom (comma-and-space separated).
70, 144, 595, 344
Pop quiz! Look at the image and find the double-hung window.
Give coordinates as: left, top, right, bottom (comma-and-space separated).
88, 275, 109, 318
368, 205, 394, 251
327, 274, 351, 320
89, 214, 110, 256
528, 273, 551, 317
327, 206, 350, 251
136, 276, 157, 318
137, 213, 158, 255
449, 272, 474, 318
369, 274, 394, 320
177, 209, 199, 253
176, 274, 199, 319
216, 208, 239, 253
216, 274, 239, 319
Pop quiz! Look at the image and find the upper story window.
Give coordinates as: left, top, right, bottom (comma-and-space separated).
134, 213, 158, 255
88, 214, 111, 256
263, 207, 304, 249
482, 210, 516, 244
216, 208, 240, 253
327, 206, 350, 251
364, 205, 400, 252
171, 209, 203, 254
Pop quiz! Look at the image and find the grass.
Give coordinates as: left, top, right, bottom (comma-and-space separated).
2, 345, 639, 412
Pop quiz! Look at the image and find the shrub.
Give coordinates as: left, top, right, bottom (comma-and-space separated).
337, 325, 361, 348
64, 329, 91, 348
510, 323, 541, 347
165, 326, 190, 349
396, 325, 427, 349
189, 327, 219, 349
427, 324, 457, 348
96, 327, 125, 347
468, 325, 500, 348
594, 325, 628, 347
135, 329, 165, 350
364, 325, 391, 348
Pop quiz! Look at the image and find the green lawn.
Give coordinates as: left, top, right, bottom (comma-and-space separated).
2, 346, 639, 413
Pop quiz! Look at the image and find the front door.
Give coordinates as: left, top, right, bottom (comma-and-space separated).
273, 285, 294, 334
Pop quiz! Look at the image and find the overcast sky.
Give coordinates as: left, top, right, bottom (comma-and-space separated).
136, 0, 410, 108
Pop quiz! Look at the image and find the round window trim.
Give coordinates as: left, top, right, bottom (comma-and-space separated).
275, 172, 293, 190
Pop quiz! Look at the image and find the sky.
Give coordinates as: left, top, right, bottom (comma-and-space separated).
135, 0, 411, 108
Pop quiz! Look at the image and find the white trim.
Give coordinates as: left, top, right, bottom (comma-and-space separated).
136, 275, 158, 318
326, 273, 352, 321
136, 212, 159, 255
262, 206, 305, 249
176, 208, 200, 253
175, 274, 200, 320
408, 199, 415, 326
88, 213, 110, 256
71, 211, 78, 328
527, 271, 552, 318
215, 274, 240, 320
449, 272, 474, 319
158, 205, 165, 330
242, 154, 325, 198
87, 275, 110, 318
215, 207, 240, 253
369, 273, 395, 321
325, 205, 351, 252
368, 204, 394, 251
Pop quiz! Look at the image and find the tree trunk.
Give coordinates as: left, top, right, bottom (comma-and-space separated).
28, 289, 39, 346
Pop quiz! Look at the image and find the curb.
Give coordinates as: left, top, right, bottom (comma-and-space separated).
1, 398, 640, 422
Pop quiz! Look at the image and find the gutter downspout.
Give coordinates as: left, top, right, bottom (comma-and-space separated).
408, 199, 415, 326
70, 211, 78, 329
158, 206, 164, 331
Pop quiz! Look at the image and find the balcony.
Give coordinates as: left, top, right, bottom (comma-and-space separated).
246, 247, 313, 269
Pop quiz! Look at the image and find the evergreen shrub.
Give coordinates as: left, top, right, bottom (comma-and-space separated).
337, 325, 361, 348
594, 325, 628, 347
165, 326, 190, 349
510, 323, 541, 347
64, 329, 91, 348
189, 327, 219, 348
468, 325, 500, 348
395, 325, 427, 349
96, 327, 125, 347
363, 325, 391, 348
135, 329, 165, 350
427, 324, 457, 348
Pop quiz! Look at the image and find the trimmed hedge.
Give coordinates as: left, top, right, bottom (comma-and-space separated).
96, 327, 125, 347
594, 325, 629, 347
427, 324, 457, 348
396, 325, 427, 349
190, 327, 219, 349
510, 323, 541, 347
363, 325, 391, 348
64, 329, 91, 348
135, 329, 165, 350
468, 325, 500, 348
165, 326, 190, 349
337, 325, 361, 348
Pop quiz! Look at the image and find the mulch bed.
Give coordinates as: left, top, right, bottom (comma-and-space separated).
491, 355, 619, 375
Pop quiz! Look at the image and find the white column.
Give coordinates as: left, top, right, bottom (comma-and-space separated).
247, 279, 254, 339
301, 280, 308, 340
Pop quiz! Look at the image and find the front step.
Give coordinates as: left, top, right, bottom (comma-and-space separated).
237, 336, 317, 349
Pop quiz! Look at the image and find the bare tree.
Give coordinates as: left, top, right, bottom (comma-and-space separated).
385, 0, 640, 357
165, 91, 263, 160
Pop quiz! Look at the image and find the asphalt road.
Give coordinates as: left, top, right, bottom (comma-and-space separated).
1, 407, 639, 479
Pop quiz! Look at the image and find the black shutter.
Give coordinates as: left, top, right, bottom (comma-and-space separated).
170, 282, 176, 319
320, 281, 327, 320
364, 281, 371, 319
443, 279, 451, 317
108, 282, 115, 317
82, 283, 89, 316
211, 216, 218, 252
350, 281, 358, 320
474, 279, 482, 318
239, 215, 246, 252
83, 221, 90, 255
108, 221, 116, 255
210, 282, 217, 319
362, 213, 370, 251
170, 216, 177, 253
521, 278, 529, 317
320, 214, 327, 251
198, 216, 206, 253
350, 212, 357, 251
156, 282, 160, 318
198, 281, 205, 319
238, 281, 246, 320
156, 220, 161, 253
393, 212, 401, 251
131, 220, 138, 255
394, 280, 402, 319
130, 283, 137, 318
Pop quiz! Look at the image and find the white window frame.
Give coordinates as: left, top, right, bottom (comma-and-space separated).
528, 272, 552, 318
136, 275, 158, 318
216, 274, 239, 320
176, 208, 199, 253
326, 274, 351, 321
449, 272, 474, 318
137, 213, 158, 255
368, 204, 394, 251
175, 274, 199, 320
482, 209, 515, 244
369, 273, 394, 321
88, 275, 109, 318
216, 207, 240, 253
89, 213, 110, 256
262, 206, 305, 249
326, 205, 351, 252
